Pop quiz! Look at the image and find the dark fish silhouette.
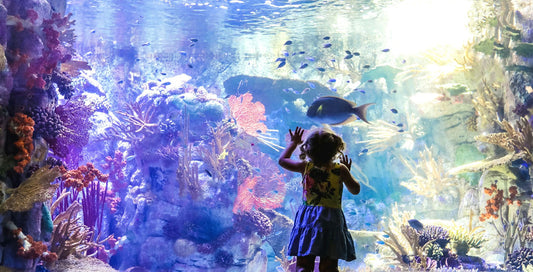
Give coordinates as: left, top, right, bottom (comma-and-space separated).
345, 50, 352, 55
408, 219, 424, 231
277, 61, 286, 68
324, 43, 332, 48
390, 108, 398, 114
307, 96, 374, 125
299, 63, 308, 69
363, 64, 371, 69
344, 54, 353, 59
284, 40, 293, 45
323, 36, 330, 40
353, 52, 360, 56
317, 67, 326, 72
381, 48, 390, 52
190, 38, 198, 42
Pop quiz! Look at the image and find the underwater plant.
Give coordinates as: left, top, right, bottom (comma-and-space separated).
398, 146, 457, 199
472, 78, 502, 131
506, 247, 533, 271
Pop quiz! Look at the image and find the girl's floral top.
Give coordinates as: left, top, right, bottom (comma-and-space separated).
302, 162, 343, 209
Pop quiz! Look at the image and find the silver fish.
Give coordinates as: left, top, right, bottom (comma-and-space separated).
307, 96, 373, 125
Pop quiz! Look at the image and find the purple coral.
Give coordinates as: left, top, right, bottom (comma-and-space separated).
233, 210, 272, 237
51, 70, 75, 99
49, 100, 94, 166
28, 106, 65, 139
506, 248, 533, 271
418, 225, 450, 248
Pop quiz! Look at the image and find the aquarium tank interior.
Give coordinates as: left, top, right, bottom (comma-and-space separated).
2, 0, 533, 271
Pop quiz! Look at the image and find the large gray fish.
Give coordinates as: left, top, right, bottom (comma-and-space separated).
307, 96, 373, 125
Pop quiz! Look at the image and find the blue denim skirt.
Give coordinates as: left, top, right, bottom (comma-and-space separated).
287, 205, 356, 261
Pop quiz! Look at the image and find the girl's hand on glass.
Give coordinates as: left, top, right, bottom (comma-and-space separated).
340, 154, 352, 170
289, 127, 304, 145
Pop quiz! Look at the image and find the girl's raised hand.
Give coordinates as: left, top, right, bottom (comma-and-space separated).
340, 154, 352, 170
289, 127, 304, 145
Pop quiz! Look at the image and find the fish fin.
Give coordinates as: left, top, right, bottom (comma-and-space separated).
353, 103, 375, 123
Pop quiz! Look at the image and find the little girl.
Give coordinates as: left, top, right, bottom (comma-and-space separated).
279, 127, 360, 272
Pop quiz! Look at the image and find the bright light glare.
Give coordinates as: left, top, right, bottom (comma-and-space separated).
385, 0, 472, 54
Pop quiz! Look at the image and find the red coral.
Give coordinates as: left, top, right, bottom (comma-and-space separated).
228, 93, 268, 136
59, 163, 109, 192
101, 150, 127, 193
9, 113, 35, 173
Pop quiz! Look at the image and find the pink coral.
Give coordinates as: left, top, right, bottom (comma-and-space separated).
232, 173, 286, 213
228, 93, 268, 136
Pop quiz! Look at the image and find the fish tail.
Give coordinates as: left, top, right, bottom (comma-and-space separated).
353, 103, 374, 123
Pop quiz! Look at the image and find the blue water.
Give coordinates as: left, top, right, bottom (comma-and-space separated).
3, 0, 532, 271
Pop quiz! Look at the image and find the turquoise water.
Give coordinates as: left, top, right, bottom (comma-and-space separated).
2, 0, 533, 271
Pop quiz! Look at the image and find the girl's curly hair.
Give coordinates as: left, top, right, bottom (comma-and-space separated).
299, 128, 345, 166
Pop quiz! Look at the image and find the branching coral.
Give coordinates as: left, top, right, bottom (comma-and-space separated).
176, 143, 201, 199
101, 150, 127, 192
0, 166, 60, 213
452, 117, 533, 175
228, 93, 282, 151
49, 201, 92, 259
446, 223, 486, 256
472, 78, 502, 130
199, 120, 238, 181
8, 113, 35, 173
398, 146, 456, 198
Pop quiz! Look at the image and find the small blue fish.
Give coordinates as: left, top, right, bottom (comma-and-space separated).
284, 40, 293, 45
317, 67, 326, 72
204, 169, 212, 177
117, 80, 124, 84
142, 42, 151, 46
367, 80, 373, 83
90, 29, 96, 33
381, 48, 390, 52
190, 38, 198, 42
277, 61, 286, 68
299, 51, 306, 54
359, 90, 366, 94
299, 63, 308, 69
360, 148, 368, 154
306, 56, 315, 61
345, 50, 352, 55
344, 54, 353, 59
160, 72, 167, 75
408, 219, 424, 231
323, 36, 330, 40
275, 57, 286, 62
353, 52, 360, 56
323, 43, 332, 48
187, 63, 193, 68
383, 234, 390, 238
292, 52, 297, 56
328, 79, 336, 83
391, 108, 398, 114
376, 241, 385, 245
398, 129, 404, 132
179, 51, 187, 56
363, 64, 371, 69
397, 123, 403, 127
307, 82, 316, 89
161, 82, 171, 86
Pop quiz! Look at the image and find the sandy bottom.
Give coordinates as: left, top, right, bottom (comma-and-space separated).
46, 256, 118, 272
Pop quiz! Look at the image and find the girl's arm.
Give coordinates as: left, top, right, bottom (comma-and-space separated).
340, 155, 361, 195
278, 127, 306, 173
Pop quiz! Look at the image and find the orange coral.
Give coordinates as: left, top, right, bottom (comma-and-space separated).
12, 228, 57, 263
480, 183, 520, 222
228, 93, 268, 137
9, 113, 35, 173
59, 163, 109, 192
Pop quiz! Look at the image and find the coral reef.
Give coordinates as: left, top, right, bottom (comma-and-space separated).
8, 112, 35, 173
0, 166, 60, 213
398, 146, 457, 198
